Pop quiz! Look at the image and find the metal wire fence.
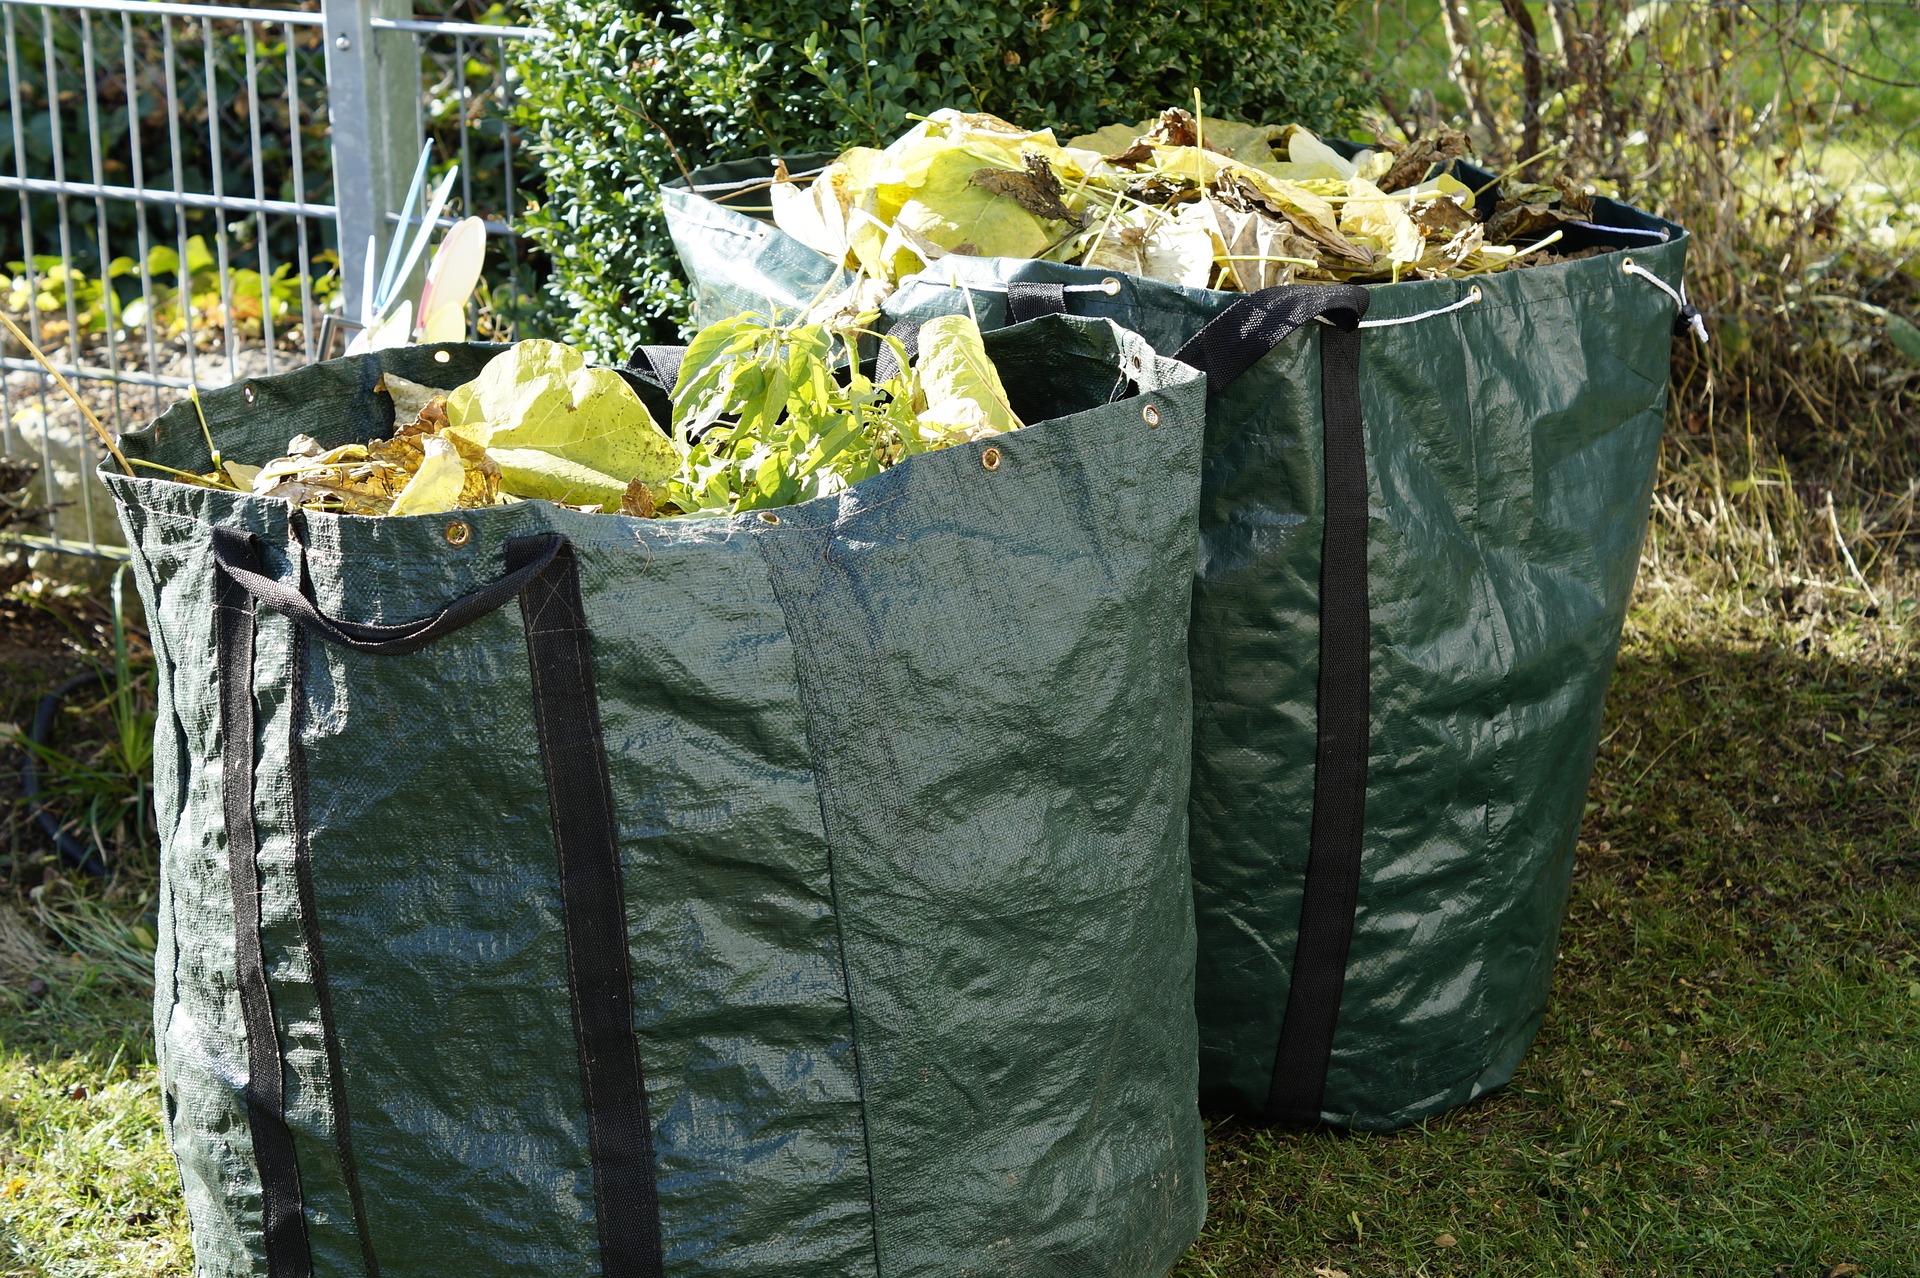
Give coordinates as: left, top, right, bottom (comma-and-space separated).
6, 0, 1912, 558
0, 0, 538, 558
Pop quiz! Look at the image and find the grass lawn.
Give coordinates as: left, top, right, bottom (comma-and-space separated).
0, 456, 1914, 1277
1176, 560, 1920, 1276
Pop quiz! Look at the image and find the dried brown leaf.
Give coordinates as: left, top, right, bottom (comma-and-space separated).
1378, 127, 1472, 193
970, 154, 1082, 225
621, 477, 657, 518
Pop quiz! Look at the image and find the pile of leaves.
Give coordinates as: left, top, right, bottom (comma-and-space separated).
770, 107, 1602, 297
151, 315, 1021, 519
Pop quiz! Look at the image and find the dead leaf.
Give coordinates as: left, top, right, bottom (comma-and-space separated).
1378, 126, 1471, 192
970, 153, 1083, 225
1487, 177, 1593, 241
377, 372, 453, 427
1435, 1232, 1458, 1247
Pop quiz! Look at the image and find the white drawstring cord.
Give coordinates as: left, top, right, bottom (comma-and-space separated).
1621, 256, 1709, 343
1311, 284, 1484, 329
915, 271, 1126, 297
1359, 285, 1483, 329
1568, 220, 1669, 241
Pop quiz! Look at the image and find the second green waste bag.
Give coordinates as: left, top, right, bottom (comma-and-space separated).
109, 317, 1208, 1278
666, 164, 1690, 1130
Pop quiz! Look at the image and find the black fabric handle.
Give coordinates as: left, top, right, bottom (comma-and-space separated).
210, 528, 563, 656
1006, 280, 1068, 324
1175, 284, 1374, 1125
1265, 319, 1371, 1124
1172, 283, 1369, 396
510, 538, 664, 1278
626, 344, 685, 393
215, 535, 315, 1278
214, 528, 666, 1272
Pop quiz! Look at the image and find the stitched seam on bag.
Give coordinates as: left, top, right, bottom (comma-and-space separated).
752, 530, 884, 1278
286, 623, 382, 1278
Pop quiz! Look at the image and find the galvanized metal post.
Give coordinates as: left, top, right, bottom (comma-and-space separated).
322, 0, 419, 323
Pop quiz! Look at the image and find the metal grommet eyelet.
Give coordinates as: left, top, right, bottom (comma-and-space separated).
444, 520, 472, 546
1100, 276, 1122, 295
433, 349, 452, 363
1620, 255, 1636, 273
242, 383, 256, 404
981, 446, 1002, 470
757, 511, 781, 525
1142, 404, 1161, 428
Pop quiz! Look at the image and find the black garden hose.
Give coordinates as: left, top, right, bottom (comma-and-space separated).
21, 669, 110, 877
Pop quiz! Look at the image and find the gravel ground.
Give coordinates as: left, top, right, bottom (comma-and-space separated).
2, 330, 303, 555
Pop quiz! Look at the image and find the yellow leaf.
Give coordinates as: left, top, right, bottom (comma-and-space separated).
388, 437, 466, 516
1342, 178, 1426, 265
772, 150, 883, 265
443, 339, 680, 511
1193, 118, 1286, 165
913, 313, 1022, 443
1064, 120, 1150, 155
1274, 125, 1357, 180
485, 447, 632, 511
890, 149, 1058, 264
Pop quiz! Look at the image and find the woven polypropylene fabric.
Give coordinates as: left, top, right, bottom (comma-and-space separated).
111, 316, 1209, 1277
667, 165, 1686, 1129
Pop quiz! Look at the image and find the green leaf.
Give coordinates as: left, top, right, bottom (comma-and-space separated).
912, 313, 1022, 443
1195, 118, 1286, 165
1066, 120, 1152, 156
891, 148, 1057, 261
672, 314, 762, 437
486, 447, 630, 509
444, 339, 681, 511
1886, 313, 1920, 366
184, 235, 216, 276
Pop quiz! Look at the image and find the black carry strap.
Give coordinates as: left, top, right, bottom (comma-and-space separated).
510, 538, 663, 1277
1174, 283, 1375, 1125
625, 344, 685, 393
1006, 280, 1068, 324
213, 530, 317, 1278
211, 528, 664, 1277
210, 530, 562, 656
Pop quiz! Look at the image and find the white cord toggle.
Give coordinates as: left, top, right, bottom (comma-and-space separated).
1622, 257, 1709, 343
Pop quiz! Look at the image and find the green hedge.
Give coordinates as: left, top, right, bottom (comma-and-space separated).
516, 0, 1361, 353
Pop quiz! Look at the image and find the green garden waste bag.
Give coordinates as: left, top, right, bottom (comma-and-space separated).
106, 316, 1210, 1278
666, 162, 1692, 1131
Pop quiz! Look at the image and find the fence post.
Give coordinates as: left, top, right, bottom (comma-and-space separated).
322, 0, 421, 324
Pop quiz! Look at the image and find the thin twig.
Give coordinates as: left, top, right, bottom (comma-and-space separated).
1823, 491, 1882, 611
0, 310, 132, 475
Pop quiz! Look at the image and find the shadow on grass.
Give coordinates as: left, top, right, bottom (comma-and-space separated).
0, 594, 1913, 1277
1177, 614, 1919, 1277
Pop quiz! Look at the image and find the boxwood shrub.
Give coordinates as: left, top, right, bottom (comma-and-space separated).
516, 0, 1361, 352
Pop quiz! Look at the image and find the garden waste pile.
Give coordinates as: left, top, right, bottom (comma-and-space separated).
146, 313, 1018, 518
769, 107, 1600, 296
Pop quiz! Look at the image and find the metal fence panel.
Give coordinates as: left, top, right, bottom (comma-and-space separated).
0, 0, 537, 559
